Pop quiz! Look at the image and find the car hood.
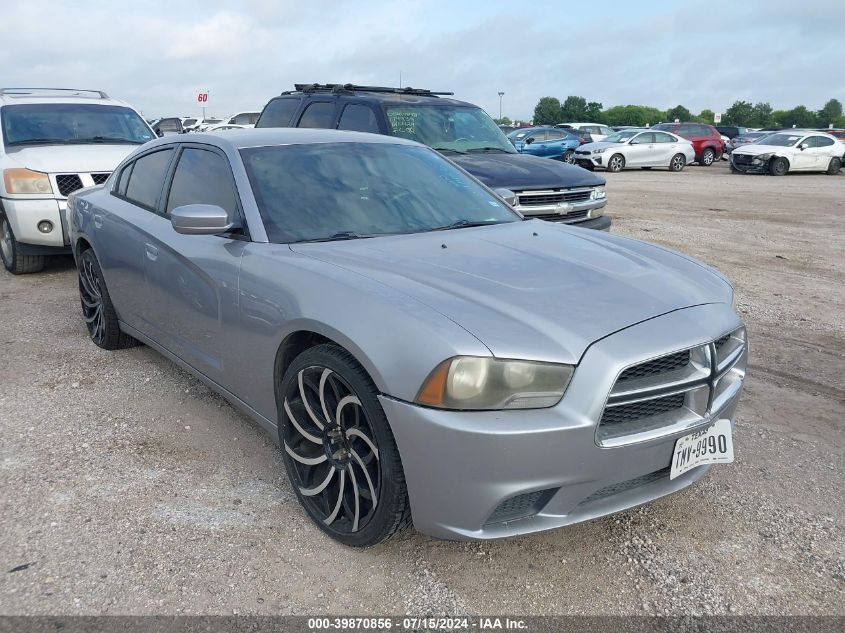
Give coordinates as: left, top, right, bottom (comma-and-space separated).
450, 151, 604, 190
291, 221, 732, 364
578, 141, 624, 152
3, 144, 139, 173
731, 143, 793, 156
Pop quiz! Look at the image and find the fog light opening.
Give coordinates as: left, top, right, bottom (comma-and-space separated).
37, 220, 54, 234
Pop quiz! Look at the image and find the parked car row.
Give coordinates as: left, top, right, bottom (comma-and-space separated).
149, 112, 260, 136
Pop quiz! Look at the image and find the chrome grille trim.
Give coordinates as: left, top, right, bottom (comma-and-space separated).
515, 188, 593, 206
597, 328, 746, 447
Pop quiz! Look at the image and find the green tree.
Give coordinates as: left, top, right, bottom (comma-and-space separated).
780, 105, 817, 128
750, 102, 773, 128
698, 109, 715, 124
724, 100, 754, 125
560, 96, 587, 122
585, 101, 603, 122
494, 116, 512, 126
533, 97, 562, 126
603, 105, 665, 127
666, 105, 692, 122
817, 98, 843, 127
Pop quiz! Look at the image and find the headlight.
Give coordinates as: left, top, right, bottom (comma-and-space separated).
3, 168, 53, 195
416, 356, 574, 410
591, 148, 605, 154
591, 187, 606, 200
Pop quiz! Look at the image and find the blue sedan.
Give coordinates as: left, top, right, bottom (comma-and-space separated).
509, 127, 582, 163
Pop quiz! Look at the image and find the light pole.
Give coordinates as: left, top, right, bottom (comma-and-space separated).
498, 91, 505, 120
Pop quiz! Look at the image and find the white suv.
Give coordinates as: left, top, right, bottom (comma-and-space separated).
0, 88, 154, 273
556, 122, 615, 142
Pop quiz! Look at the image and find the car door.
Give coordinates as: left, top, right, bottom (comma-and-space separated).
95, 147, 176, 331
652, 131, 678, 165
140, 144, 249, 383
791, 135, 816, 170
625, 132, 655, 166
809, 136, 837, 169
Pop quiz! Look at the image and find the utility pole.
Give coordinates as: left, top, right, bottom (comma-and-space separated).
498, 91, 505, 120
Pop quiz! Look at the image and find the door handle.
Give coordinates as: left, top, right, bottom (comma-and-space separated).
145, 244, 159, 261
93, 214, 103, 229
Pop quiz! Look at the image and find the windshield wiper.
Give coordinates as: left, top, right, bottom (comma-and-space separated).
6, 138, 68, 146
297, 231, 373, 243
430, 219, 506, 232
466, 146, 511, 153
70, 136, 145, 144
432, 146, 467, 154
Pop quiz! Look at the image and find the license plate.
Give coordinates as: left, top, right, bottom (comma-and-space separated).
670, 419, 733, 480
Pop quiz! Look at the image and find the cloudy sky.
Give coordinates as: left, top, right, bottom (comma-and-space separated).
2, 0, 843, 120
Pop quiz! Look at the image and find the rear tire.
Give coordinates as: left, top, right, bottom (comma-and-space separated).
77, 249, 138, 349
0, 214, 46, 275
769, 157, 789, 176
607, 154, 625, 172
669, 153, 686, 172
561, 149, 575, 164
827, 157, 841, 175
700, 147, 716, 166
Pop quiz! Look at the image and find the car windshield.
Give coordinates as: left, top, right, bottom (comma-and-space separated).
602, 131, 639, 143
241, 142, 520, 243
384, 105, 515, 153
756, 133, 804, 147
1, 103, 154, 146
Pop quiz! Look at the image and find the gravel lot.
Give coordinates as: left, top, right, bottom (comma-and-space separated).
1, 161, 843, 616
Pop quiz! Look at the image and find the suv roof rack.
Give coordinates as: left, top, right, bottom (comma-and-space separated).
288, 83, 453, 96
0, 87, 110, 99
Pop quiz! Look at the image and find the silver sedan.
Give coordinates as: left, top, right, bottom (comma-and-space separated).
575, 129, 696, 172
68, 129, 746, 545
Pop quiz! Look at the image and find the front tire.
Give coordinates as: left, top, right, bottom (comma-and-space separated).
279, 344, 410, 546
827, 157, 841, 175
78, 249, 138, 349
700, 147, 716, 166
769, 157, 789, 176
0, 214, 46, 275
669, 153, 686, 172
561, 149, 575, 164
607, 153, 625, 172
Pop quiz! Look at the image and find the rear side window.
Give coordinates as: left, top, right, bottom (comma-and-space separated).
115, 162, 133, 196
600, 126, 614, 136
653, 132, 675, 143
337, 104, 379, 133
677, 125, 694, 137
528, 130, 547, 142
813, 136, 835, 147
256, 98, 300, 128
546, 130, 565, 140
633, 132, 655, 143
298, 102, 335, 128
123, 149, 174, 211
166, 148, 237, 218
232, 113, 259, 125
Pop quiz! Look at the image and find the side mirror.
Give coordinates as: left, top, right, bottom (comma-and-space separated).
494, 188, 517, 206
170, 204, 234, 235
799, 142, 808, 150
156, 129, 164, 137
525, 137, 535, 144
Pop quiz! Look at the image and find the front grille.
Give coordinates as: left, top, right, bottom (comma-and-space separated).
600, 392, 686, 427
91, 173, 111, 185
575, 150, 591, 156
527, 209, 589, 223
516, 189, 592, 206
732, 154, 754, 165
55, 174, 84, 196
485, 488, 555, 525
618, 350, 690, 383
579, 467, 671, 506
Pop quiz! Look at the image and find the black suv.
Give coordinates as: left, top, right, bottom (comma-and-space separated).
255, 84, 610, 230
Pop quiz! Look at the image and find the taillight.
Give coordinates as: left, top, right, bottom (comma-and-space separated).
579, 138, 588, 145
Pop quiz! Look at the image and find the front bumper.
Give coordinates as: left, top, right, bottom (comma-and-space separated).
730, 154, 768, 173
0, 196, 68, 248
383, 303, 745, 540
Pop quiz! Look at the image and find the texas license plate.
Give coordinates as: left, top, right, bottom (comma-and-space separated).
670, 419, 734, 480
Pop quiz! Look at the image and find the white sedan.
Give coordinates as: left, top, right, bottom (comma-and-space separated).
730, 131, 844, 175
574, 129, 696, 172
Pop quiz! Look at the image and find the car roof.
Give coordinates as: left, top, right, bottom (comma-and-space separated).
146, 127, 423, 150
274, 87, 477, 109
0, 88, 130, 108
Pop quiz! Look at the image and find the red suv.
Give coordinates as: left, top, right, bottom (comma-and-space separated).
651, 122, 723, 165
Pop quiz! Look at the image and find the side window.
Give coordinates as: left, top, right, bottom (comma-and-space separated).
600, 126, 614, 136
586, 126, 601, 134
677, 125, 694, 137
529, 130, 547, 142
298, 102, 335, 128
697, 125, 714, 137
337, 104, 379, 133
654, 132, 675, 143
633, 132, 654, 143
233, 113, 258, 125
814, 136, 834, 147
166, 148, 238, 218
115, 162, 134, 196
255, 98, 300, 127
123, 149, 174, 211
546, 130, 565, 140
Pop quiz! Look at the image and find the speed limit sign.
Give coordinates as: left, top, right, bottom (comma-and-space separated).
196, 91, 209, 104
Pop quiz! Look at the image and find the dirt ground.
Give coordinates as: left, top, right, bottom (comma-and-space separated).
1, 161, 842, 616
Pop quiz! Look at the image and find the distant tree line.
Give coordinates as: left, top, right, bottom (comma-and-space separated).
525, 96, 845, 129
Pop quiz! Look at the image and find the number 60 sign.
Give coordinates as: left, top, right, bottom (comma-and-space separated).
197, 91, 209, 104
